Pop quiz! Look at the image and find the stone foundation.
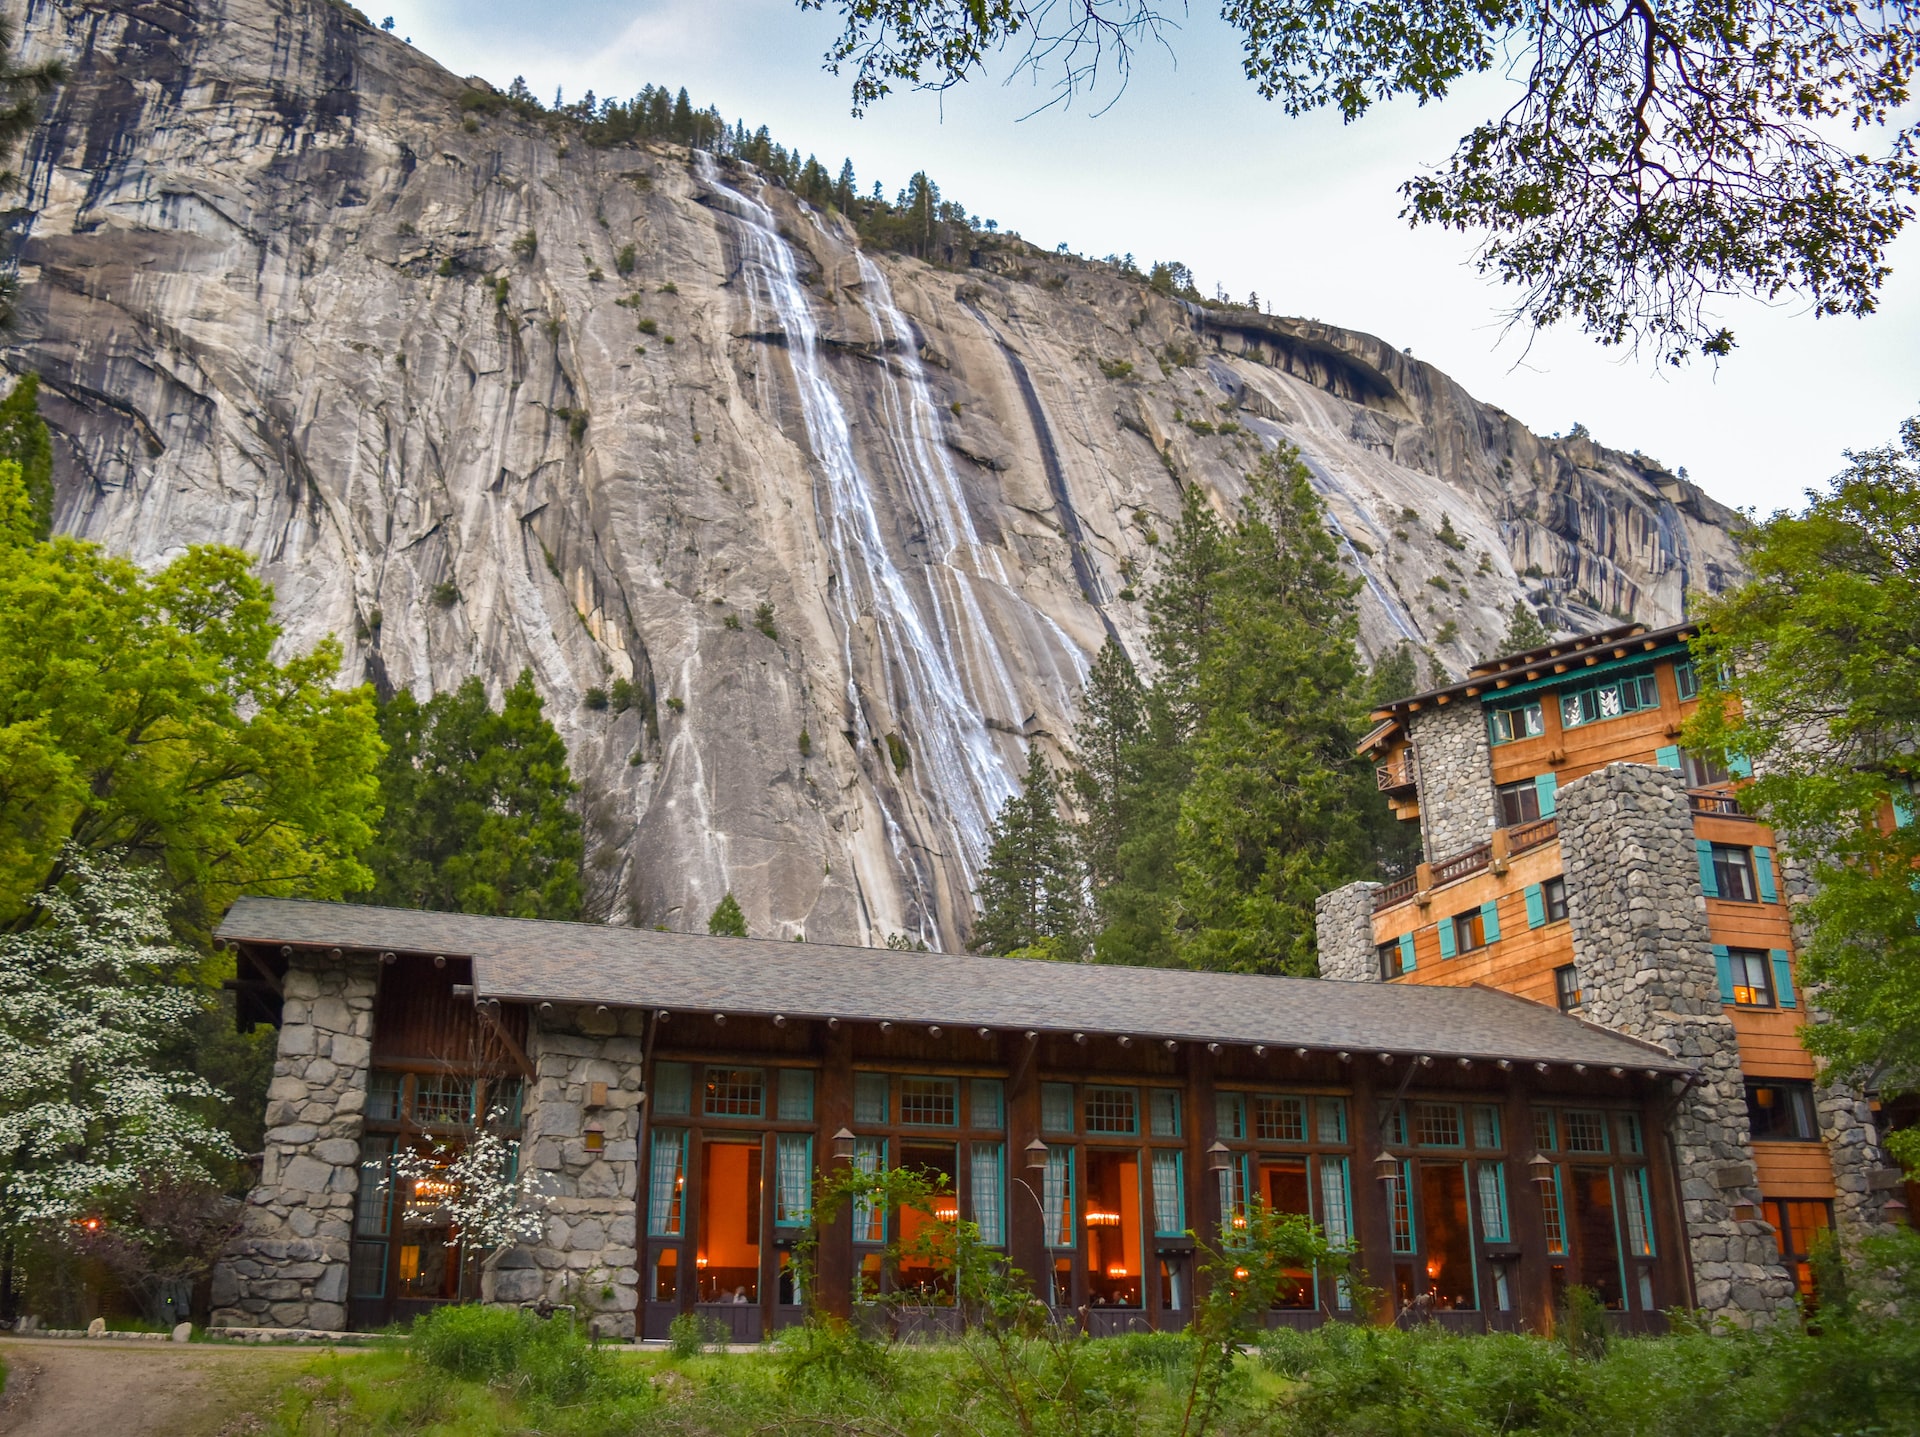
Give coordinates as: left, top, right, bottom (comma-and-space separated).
1557, 762, 1798, 1322
211, 952, 378, 1330
1315, 881, 1382, 982
488, 1006, 644, 1338
1411, 702, 1496, 861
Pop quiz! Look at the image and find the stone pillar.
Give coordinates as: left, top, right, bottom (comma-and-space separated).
211, 952, 378, 1331
1315, 881, 1382, 981
1410, 703, 1496, 861
1557, 762, 1797, 1324
497, 1005, 644, 1338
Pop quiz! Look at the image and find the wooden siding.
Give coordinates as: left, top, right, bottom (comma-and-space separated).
1486, 657, 1690, 791
371, 954, 526, 1070
1374, 844, 1574, 1008
1753, 1142, 1837, 1199
1729, 1009, 1817, 1079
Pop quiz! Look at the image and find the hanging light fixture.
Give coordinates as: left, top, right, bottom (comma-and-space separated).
1528, 1152, 1556, 1187
1025, 1137, 1050, 1171
1207, 1141, 1232, 1174
1373, 1150, 1400, 1183
831, 1127, 856, 1161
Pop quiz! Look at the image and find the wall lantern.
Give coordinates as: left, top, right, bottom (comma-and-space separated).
1372, 1150, 1400, 1183
1024, 1138, 1050, 1171
1529, 1152, 1557, 1187
1206, 1141, 1233, 1174
831, 1127, 857, 1162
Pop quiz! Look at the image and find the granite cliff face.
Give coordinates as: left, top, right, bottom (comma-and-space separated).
3, 0, 1745, 948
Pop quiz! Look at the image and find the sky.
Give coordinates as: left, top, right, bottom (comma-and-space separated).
375, 0, 1919, 518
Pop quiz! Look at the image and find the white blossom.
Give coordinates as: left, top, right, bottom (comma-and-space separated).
382, 1105, 549, 1268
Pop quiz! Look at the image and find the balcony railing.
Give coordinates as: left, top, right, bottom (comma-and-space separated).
1431, 842, 1492, 887
1376, 752, 1418, 793
1373, 873, 1419, 912
1508, 816, 1560, 853
1689, 791, 1751, 819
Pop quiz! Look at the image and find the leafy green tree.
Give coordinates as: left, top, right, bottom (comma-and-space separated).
971, 747, 1087, 961
362, 671, 583, 920
707, 892, 748, 937
0, 376, 52, 540
1171, 450, 1377, 974
1684, 414, 1920, 1165
1497, 599, 1552, 658
0, 479, 383, 936
806, 0, 1917, 363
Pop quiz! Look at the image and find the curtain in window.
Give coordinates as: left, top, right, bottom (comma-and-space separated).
775, 1135, 812, 1225
1621, 1169, 1655, 1256
1317, 1158, 1351, 1248
1475, 1163, 1508, 1241
1151, 1150, 1185, 1235
1539, 1167, 1567, 1255
648, 1129, 685, 1236
1387, 1161, 1415, 1253
853, 1138, 886, 1242
970, 1143, 1006, 1245
1042, 1147, 1073, 1247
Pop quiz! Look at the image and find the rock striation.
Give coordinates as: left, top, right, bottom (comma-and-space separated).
4, 0, 1746, 948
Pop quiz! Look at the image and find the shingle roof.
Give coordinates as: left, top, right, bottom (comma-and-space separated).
217, 898, 1688, 1072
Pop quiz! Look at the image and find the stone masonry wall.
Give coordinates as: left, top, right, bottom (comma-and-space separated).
1557, 762, 1798, 1322
1411, 702, 1497, 862
1316, 881, 1383, 982
211, 952, 377, 1330
488, 1006, 645, 1338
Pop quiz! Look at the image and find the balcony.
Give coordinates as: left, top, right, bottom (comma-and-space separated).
1373, 873, 1419, 912
1689, 791, 1752, 820
1375, 751, 1418, 794
1508, 816, 1559, 853
1431, 842, 1493, 887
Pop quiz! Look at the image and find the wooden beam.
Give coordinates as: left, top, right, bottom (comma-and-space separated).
474, 1001, 534, 1078
239, 945, 284, 998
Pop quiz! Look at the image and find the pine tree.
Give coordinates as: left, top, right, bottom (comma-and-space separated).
707, 892, 747, 937
1070, 638, 1146, 889
362, 670, 583, 920
971, 748, 1086, 961
1367, 641, 1421, 707
1497, 599, 1552, 656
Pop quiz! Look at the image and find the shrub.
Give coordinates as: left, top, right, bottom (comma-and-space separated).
432, 580, 460, 607
584, 687, 608, 710
798, 728, 812, 758
754, 601, 778, 640
722, 612, 741, 630
666, 696, 684, 713
609, 678, 634, 713
667, 1310, 730, 1358
886, 731, 910, 772
615, 243, 637, 276
637, 317, 658, 335
436, 255, 455, 277
511, 231, 537, 260
414, 1303, 531, 1382
1098, 357, 1135, 380
1437, 513, 1467, 550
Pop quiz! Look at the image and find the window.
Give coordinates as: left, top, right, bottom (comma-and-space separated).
1706, 843, 1757, 901
646, 1129, 686, 1236
1149, 1089, 1182, 1138
1316, 1097, 1347, 1145
851, 1138, 886, 1242
778, 1068, 815, 1122
1533, 1109, 1556, 1152
1770, 1200, 1832, 1300
703, 1067, 765, 1118
1538, 1166, 1567, 1254
1414, 1103, 1464, 1147
1084, 1149, 1144, 1307
1562, 1110, 1609, 1153
1151, 1150, 1186, 1235
1555, 964, 1582, 1012
971, 1079, 1005, 1130
1085, 1086, 1139, 1135
1747, 1081, 1818, 1141
1674, 659, 1699, 701
1042, 1146, 1074, 1247
413, 1075, 474, 1129
971, 1143, 1007, 1244
1451, 907, 1486, 954
1681, 751, 1730, 788
652, 1062, 691, 1118
1475, 1163, 1509, 1242
350, 1135, 395, 1300
853, 1072, 889, 1125
900, 1077, 957, 1127
1470, 1106, 1501, 1149
1559, 671, 1661, 729
773, 1134, 813, 1225
1378, 939, 1405, 980
1727, 948, 1774, 1007
1497, 779, 1542, 826
1543, 876, 1568, 922
1215, 1093, 1246, 1141
1041, 1083, 1075, 1134
367, 1071, 404, 1122
1253, 1094, 1306, 1143
1487, 701, 1545, 745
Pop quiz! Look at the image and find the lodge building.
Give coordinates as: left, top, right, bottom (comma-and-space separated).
1317, 620, 1906, 1311
213, 899, 1705, 1339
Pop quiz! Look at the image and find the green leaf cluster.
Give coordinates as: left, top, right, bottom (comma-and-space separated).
1684, 413, 1920, 1155
360, 672, 583, 920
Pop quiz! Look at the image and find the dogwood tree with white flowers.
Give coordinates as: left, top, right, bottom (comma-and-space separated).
384, 1107, 548, 1275
0, 849, 239, 1243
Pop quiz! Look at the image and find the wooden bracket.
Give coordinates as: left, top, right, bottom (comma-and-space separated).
474, 1000, 535, 1079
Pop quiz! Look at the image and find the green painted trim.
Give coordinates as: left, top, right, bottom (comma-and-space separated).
1476, 642, 1690, 704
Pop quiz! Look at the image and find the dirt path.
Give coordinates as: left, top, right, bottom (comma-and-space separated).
0, 1338, 320, 1437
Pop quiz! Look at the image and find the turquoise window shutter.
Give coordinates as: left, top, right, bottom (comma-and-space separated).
1654, 745, 1681, 770
1524, 884, 1545, 928
1480, 899, 1501, 943
1399, 933, 1416, 973
1728, 752, 1753, 779
1712, 944, 1735, 1003
1770, 950, 1796, 1008
1437, 920, 1457, 960
1753, 847, 1778, 902
1534, 772, 1559, 816
1696, 839, 1720, 897
1895, 785, 1916, 828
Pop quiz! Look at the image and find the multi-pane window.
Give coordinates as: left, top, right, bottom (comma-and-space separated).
852, 1138, 887, 1242
1542, 876, 1568, 922
1562, 1110, 1609, 1153
413, 1075, 474, 1129
1085, 1086, 1139, 1135
971, 1079, 1005, 1130
1387, 1160, 1415, 1253
703, 1067, 765, 1118
1710, 844, 1758, 902
1555, 964, 1582, 1012
899, 1077, 958, 1127
1151, 1150, 1186, 1235
1496, 779, 1543, 826
1487, 701, 1545, 745
854, 1072, 890, 1125
1251, 1094, 1306, 1143
1041, 1083, 1076, 1134
1215, 1093, 1246, 1141
1470, 1106, 1501, 1149
1041, 1147, 1074, 1247
773, 1134, 813, 1226
1770, 1200, 1832, 1300
1746, 1080, 1818, 1141
1149, 1089, 1182, 1138
1474, 1163, 1509, 1241
1560, 671, 1660, 729
350, 1135, 395, 1300
1316, 1097, 1347, 1145
367, 1071, 404, 1122
1674, 659, 1699, 701
646, 1129, 686, 1236
970, 1143, 1007, 1245
1621, 1169, 1655, 1257
1538, 1167, 1567, 1254
1414, 1103, 1463, 1148
1533, 1109, 1556, 1153
1377, 940, 1406, 980
778, 1069, 815, 1121
1451, 908, 1487, 954
652, 1062, 691, 1117
1681, 751, 1731, 788
1728, 948, 1774, 1007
